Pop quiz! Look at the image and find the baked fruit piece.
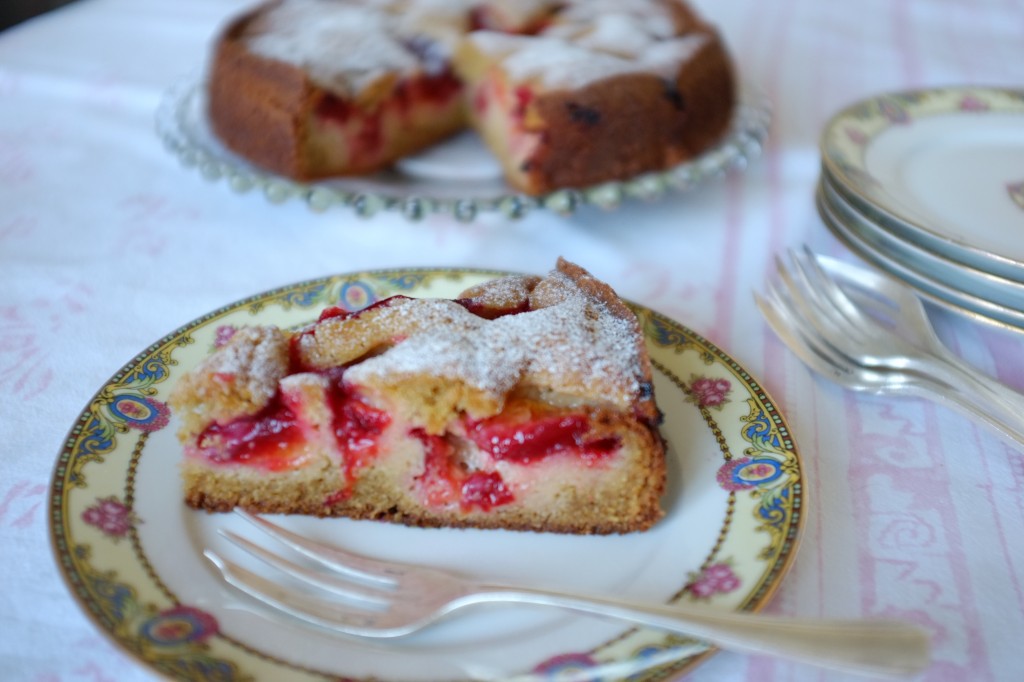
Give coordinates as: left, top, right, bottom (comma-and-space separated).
205, 0, 735, 194
169, 259, 666, 534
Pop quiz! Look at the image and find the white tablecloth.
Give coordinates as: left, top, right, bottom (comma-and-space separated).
2, 1, 1023, 680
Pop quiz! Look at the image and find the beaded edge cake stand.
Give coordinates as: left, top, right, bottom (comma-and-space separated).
155, 76, 771, 223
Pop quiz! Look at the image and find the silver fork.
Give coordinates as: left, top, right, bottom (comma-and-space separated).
756, 247, 1024, 449
206, 510, 929, 678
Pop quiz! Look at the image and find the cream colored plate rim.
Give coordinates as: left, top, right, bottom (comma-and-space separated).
820, 85, 1024, 279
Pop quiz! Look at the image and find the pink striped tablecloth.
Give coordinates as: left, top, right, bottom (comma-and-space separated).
2, 1, 1022, 680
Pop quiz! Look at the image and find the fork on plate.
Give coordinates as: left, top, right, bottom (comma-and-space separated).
755, 246, 1024, 449
206, 510, 929, 678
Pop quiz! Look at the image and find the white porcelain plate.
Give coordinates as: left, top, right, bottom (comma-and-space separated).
50, 268, 803, 681
821, 86, 1024, 280
156, 77, 771, 222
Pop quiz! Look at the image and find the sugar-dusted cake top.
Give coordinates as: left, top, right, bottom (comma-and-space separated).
302, 258, 652, 415
465, 32, 710, 90
243, 0, 437, 97
344, 269, 644, 405
170, 325, 291, 437
171, 259, 658, 439
235, 0, 716, 96
466, 0, 712, 89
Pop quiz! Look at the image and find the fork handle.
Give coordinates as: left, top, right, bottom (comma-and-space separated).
471, 586, 929, 678
907, 352, 1024, 449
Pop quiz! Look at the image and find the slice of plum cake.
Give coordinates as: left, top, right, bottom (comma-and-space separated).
169, 259, 666, 534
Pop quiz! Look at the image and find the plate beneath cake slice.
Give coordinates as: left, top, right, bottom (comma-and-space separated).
156, 76, 771, 222
50, 267, 803, 682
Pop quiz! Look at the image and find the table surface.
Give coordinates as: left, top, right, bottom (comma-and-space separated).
3, 1, 1023, 680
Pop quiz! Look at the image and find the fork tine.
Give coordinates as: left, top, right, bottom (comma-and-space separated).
218, 529, 392, 607
839, 284, 906, 334
755, 287, 861, 386
830, 272, 936, 342
782, 249, 867, 343
769, 256, 865, 357
790, 247, 872, 340
790, 248, 939, 354
234, 509, 399, 587
757, 285, 925, 395
203, 549, 411, 636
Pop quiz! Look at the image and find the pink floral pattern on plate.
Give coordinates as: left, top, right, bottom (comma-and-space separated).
81, 496, 139, 540
213, 325, 239, 348
689, 562, 742, 599
716, 456, 786, 492
959, 94, 990, 111
688, 375, 732, 409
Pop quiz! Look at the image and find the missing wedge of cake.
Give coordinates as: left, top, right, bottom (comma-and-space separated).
169, 259, 666, 534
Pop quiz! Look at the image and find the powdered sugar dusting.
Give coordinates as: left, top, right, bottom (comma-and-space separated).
472, 28, 711, 89
554, 0, 679, 36
241, 0, 715, 96
482, 36, 643, 90
642, 34, 710, 74
296, 297, 484, 368
200, 326, 289, 402
459, 273, 538, 308
246, 0, 441, 96
570, 14, 669, 58
169, 326, 291, 436
345, 268, 642, 409
477, 0, 553, 30
349, 331, 521, 396
468, 0, 710, 89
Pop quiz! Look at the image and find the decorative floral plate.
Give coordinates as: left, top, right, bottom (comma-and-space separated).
820, 86, 1024, 281
155, 77, 771, 222
50, 268, 804, 681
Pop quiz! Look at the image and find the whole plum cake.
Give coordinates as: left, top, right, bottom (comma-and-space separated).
206, 0, 736, 195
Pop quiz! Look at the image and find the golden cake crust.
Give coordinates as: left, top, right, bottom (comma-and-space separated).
208, 8, 315, 179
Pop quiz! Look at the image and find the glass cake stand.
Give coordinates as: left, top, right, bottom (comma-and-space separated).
156, 76, 771, 222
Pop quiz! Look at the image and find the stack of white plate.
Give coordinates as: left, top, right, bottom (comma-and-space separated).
817, 86, 1024, 333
